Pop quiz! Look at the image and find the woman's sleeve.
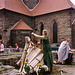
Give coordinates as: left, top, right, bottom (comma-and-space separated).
33, 33, 46, 39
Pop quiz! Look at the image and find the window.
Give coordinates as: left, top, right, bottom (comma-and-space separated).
53, 22, 58, 43
39, 23, 44, 43
40, 24, 44, 35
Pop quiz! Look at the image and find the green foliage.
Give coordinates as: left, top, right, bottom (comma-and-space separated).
39, 67, 45, 73
52, 66, 67, 75
24, 64, 30, 72
0, 67, 7, 72
0, 62, 2, 66
63, 71, 67, 73
53, 66, 60, 70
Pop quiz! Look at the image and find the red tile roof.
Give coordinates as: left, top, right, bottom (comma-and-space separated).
31, 0, 72, 16
0, 0, 5, 9
5, 0, 31, 16
0, 0, 75, 16
11, 20, 33, 30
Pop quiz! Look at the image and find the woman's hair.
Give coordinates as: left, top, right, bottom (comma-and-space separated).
1, 41, 3, 44
43, 29, 47, 35
9, 46, 12, 48
66, 38, 70, 42
25, 36, 30, 43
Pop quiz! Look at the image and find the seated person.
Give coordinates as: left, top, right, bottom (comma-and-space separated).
58, 38, 73, 65
0, 40, 4, 53
15, 43, 19, 52
9, 46, 13, 52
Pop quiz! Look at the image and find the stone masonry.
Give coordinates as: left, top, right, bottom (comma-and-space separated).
71, 9, 75, 48
0, 10, 4, 39
35, 9, 72, 45
2, 9, 34, 47
0, 8, 75, 48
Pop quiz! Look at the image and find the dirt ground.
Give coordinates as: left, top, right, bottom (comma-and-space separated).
53, 64, 75, 75
1, 64, 75, 75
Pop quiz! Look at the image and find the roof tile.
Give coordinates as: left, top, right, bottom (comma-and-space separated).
11, 20, 33, 30
0, 0, 75, 16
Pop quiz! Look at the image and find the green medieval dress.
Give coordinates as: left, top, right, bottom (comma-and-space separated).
33, 33, 53, 72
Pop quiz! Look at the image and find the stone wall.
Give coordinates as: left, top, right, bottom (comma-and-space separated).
35, 9, 72, 46
0, 9, 75, 48
0, 10, 4, 40
3, 9, 34, 47
71, 9, 75, 48
72, 25, 75, 48
10, 30, 32, 48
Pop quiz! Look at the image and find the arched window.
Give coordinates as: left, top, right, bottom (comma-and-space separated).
39, 22, 44, 43
40, 23, 44, 35
53, 22, 58, 43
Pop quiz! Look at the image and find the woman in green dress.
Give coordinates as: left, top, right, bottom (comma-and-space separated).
32, 29, 53, 72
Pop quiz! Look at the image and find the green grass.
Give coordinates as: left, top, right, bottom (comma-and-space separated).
4, 52, 23, 54
0, 62, 2, 66
0, 67, 7, 72
63, 70, 67, 73
53, 66, 60, 70
51, 65, 67, 75
52, 66, 60, 75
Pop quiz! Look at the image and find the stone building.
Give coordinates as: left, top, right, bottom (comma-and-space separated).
0, 0, 75, 48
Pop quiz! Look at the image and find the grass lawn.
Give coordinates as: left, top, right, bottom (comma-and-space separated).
0, 67, 7, 72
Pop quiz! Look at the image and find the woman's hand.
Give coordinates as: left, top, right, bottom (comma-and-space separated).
37, 42, 40, 45
31, 32, 34, 35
